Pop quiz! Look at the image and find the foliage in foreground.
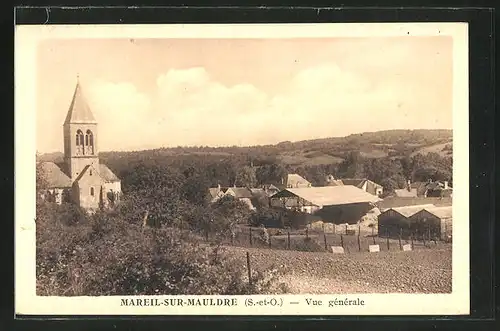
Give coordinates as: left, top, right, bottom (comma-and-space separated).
36, 202, 288, 296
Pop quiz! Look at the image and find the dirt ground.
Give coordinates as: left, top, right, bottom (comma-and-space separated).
223, 245, 452, 294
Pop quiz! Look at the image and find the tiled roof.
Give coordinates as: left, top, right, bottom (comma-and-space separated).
64, 82, 96, 124
38, 162, 72, 188
98, 164, 120, 182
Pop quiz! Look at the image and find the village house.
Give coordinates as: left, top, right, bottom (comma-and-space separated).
208, 185, 256, 210
284, 173, 312, 188
269, 185, 382, 224
37, 78, 122, 212
394, 179, 453, 198
325, 175, 383, 196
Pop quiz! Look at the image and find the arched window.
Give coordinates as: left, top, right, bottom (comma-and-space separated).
85, 130, 94, 155
90, 187, 94, 196
75, 130, 84, 155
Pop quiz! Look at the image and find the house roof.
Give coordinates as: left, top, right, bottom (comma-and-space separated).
394, 188, 418, 198
385, 204, 436, 217
38, 162, 72, 188
276, 185, 382, 207
228, 187, 254, 199
287, 174, 311, 186
64, 81, 97, 124
341, 178, 366, 187
250, 188, 266, 195
420, 206, 453, 219
98, 164, 120, 182
326, 179, 344, 186
209, 188, 220, 198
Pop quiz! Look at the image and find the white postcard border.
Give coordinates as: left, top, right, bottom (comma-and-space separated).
15, 22, 469, 316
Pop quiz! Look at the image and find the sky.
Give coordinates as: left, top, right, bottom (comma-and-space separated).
36, 36, 453, 153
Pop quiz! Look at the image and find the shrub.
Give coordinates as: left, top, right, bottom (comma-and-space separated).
36, 203, 285, 296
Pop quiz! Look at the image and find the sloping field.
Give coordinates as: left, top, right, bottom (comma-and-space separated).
411, 142, 453, 157
223, 245, 452, 294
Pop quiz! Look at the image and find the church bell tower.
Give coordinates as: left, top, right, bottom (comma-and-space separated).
63, 76, 99, 180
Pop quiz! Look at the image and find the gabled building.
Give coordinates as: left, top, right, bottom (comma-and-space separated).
269, 185, 382, 224
208, 185, 256, 210
37, 78, 122, 211
285, 173, 312, 188
325, 175, 383, 196
408, 180, 453, 198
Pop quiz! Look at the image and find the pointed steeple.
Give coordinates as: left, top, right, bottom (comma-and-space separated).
64, 75, 96, 124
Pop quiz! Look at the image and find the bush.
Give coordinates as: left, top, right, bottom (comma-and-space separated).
36, 203, 285, 296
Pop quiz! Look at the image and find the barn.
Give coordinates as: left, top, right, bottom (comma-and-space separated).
409, 206, 453, 242
269, 185, 381, 224
377, 204, 436, 239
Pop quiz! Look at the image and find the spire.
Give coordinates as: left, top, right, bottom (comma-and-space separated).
63, 76, 96, 125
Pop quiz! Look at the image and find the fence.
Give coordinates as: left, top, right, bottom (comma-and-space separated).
220, 225, 445, 253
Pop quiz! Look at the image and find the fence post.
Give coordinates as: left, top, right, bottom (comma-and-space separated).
372, 226, 376, 245
411, 232, 414, 250
287, 231, 291, 250
306, 228, 309, 239
323, 233, 327, 250
422, 229, 426, 247
357, 231, 361, 252
399, 228, 403, 250
249, 228, 253, 246
246, 251, 252, 286
269, 234, 272, 248
340, 234, 344, 249
345, 224, 348, 235
386, 231, 390, 251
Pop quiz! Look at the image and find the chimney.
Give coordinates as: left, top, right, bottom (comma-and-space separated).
444, 181, 448, 189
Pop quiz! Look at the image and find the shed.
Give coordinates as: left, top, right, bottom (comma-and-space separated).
377, 204, 436, 239
409, 206, 453, 241
269, 185, 382, 224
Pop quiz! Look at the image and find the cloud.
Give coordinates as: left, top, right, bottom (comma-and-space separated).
86, 81, 152, 150
84, 63, 451, 151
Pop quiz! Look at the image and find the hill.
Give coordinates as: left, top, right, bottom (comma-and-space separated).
38, 129, 453, 166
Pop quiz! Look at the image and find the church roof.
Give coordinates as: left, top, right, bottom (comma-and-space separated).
64, 80, 97, 124
98, 164, 120, 182
38, 162, 72, 188
74, 163, 120, 184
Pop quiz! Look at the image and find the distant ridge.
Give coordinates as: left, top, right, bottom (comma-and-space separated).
38, 129, 453, 164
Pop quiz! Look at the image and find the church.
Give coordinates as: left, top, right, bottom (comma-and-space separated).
37, 78, 122, 211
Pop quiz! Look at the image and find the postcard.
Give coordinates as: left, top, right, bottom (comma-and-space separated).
15, 22, 469, 316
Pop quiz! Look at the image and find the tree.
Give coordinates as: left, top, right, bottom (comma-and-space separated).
36, 208, 287, 296
181, 173, 211, 207
338, 151, 365, 178
235, 166, 257, 188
